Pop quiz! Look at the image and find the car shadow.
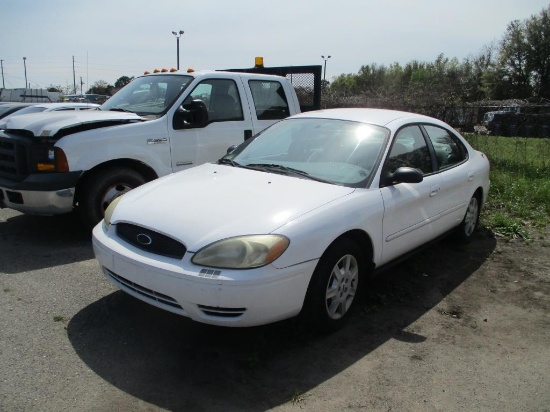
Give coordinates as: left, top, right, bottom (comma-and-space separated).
67, 233, 496, 411
0, 211, 93, 274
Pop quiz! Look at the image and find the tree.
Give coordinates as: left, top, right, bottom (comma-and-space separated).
114, 75, 134, 89
498, 19, 532, 98
525, 5, 550, 97
87, 80, 114, 96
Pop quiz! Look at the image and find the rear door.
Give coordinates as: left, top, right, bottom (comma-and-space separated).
242, 77, 298, 135
422, 124, 473, 230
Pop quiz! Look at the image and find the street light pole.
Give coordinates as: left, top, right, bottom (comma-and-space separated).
321, 55, 331, 84
171, 30, 184, 70
23, 57, 28, 88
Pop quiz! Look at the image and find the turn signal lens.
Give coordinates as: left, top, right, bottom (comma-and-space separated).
55, 148, 70, 172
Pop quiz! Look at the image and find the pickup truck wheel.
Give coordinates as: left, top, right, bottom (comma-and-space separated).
302, 238, 364, 333
78, 167, 146, 228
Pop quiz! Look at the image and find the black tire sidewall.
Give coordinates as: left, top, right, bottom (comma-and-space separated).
302, 238, 365, 333
78, 167, 145, 229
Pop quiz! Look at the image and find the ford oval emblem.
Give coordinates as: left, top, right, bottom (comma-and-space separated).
136, 233, 153, 245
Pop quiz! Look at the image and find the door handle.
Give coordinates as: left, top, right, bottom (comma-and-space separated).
430, 185, 440, 197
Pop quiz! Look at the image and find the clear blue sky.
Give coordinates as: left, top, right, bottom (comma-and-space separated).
1, 0, 548, 91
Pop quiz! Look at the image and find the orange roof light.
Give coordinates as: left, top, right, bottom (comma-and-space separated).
144, 70, 150, 75
170, 67, 178, 72
255, 56, 264, 68
153, 69, 160, 73
161, 68, 168, 72
187, 68, 195, 73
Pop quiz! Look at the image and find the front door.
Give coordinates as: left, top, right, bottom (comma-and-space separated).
379, 125, 441, 264
168, 76, 253, 172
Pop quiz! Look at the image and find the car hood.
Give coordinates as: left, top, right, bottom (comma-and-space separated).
111, 163, 355, 251
0, 110, 143, 137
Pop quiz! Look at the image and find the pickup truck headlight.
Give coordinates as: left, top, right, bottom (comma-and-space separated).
35, 147, 69, 173
192, 235, 290, 269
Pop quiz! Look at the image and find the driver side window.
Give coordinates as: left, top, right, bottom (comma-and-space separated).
186, 79, 244, 122
383, 125, 433, 176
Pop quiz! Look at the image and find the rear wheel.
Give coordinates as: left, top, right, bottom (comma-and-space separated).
78, 167, 146, 229
302, 238, 365, 333
455, 193, 481, 243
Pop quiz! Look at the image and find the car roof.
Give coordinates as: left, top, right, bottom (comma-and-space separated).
290, 108, 444, 128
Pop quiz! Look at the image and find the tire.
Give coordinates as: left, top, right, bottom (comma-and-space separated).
78, 167, 146, 229
302, 238, 365, 333
455, 193, 481, 243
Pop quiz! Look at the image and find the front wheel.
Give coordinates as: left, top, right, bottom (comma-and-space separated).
301, 238, 365, 333
78, 167, 146, 229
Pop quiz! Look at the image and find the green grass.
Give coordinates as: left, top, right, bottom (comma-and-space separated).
465, 134, 550, 237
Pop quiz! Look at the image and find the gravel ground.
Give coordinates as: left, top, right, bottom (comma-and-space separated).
1, 208, 549, 412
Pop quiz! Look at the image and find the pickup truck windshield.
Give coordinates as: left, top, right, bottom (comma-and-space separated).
101, 74, 193, 116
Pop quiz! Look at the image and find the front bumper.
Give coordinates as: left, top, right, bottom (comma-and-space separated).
0, 172, 81, 215
92, 223, 317, 327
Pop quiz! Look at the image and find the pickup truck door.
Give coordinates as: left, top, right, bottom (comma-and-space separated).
167, 76, 255, 172
241, 77, 298, 134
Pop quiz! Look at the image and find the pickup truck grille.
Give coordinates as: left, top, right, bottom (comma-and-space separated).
116, 222, 187, 259
0, 136, 29, 181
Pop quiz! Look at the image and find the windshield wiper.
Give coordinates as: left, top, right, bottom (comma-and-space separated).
244, 163, 330, 183
218, 158, 241, 167
108, 108, 134, 113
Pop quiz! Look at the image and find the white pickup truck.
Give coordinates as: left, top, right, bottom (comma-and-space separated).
0, 64, 321, 227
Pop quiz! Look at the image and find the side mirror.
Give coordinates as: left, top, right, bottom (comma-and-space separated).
382, 167, 423, 186
226, 145, 238, 155
173, 99, 208, 130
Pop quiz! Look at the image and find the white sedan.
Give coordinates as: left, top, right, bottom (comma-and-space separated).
92, 108, 490, 332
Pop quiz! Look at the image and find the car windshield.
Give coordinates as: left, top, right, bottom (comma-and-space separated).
101, 74, 193, 116
222, 118, 389, 187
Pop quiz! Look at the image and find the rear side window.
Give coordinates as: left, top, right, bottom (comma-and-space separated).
249, 80, 290, 120
423, 125, 468, 170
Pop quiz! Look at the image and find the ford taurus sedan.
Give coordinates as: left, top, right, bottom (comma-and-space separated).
92, 108, 490, 332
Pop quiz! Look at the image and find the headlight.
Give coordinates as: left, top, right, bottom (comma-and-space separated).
103, 195, 123, 230
192, 235, 290, 269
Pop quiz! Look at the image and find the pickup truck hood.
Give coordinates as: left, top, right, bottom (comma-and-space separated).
111, 163, 355, 251
0, 110, 143, 137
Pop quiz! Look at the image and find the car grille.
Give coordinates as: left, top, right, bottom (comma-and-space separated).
116, 222, 186, 259
105, 269, 184, 311
0, 137, 28, 180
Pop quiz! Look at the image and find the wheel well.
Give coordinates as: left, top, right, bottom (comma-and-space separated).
327, 230, 375, 276
473, 187, 484, 207
74, 159, 158, 205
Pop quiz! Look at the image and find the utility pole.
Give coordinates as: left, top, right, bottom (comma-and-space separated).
23, 57, 28, 88
80, 76, 85, 96
72, 56, 77, 94
0, 60, 5, 88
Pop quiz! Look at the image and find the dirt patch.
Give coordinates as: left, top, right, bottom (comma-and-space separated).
1, 209, 549, 411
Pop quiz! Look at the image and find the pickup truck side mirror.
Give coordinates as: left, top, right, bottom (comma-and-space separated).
380, 166, 423, 187
173, 99, 208, 130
